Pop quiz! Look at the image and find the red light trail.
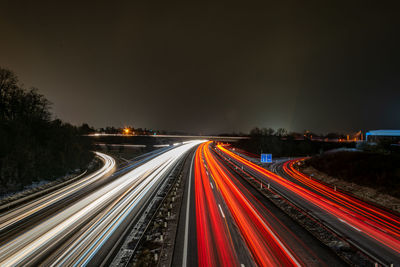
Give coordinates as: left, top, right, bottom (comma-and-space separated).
283, 159, 400, 239
195, 143, 238, 266
195, 142, 301, 266
217, 145, 400, 256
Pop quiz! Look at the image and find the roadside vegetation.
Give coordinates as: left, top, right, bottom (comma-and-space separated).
0, 67, 94, 194
305, 151, 400, 198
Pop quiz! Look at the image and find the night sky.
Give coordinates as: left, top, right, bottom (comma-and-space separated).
1, 1, 399, 134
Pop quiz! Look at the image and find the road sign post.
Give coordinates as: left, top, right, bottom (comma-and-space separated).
261, 153, 272, 163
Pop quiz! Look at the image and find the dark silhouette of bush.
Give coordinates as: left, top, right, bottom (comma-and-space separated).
0, 68, 94, 193
305, 152, 400, 197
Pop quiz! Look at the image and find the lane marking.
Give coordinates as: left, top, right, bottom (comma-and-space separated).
120, 157, 130, 162
212, 148, 301, 267
182, 153, 195, 267
338, 218, 362, 232
210, 182, 214, 189
218, 204, 225, 218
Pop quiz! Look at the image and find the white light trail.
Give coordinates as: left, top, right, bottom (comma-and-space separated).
0, 141, 204, 266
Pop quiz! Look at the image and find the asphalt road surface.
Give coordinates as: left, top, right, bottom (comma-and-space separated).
174, 141, 345, 267
219, 145, 400, 266
0, 142, 203, 266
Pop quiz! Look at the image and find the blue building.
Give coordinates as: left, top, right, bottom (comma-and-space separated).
365, 130, 400, 143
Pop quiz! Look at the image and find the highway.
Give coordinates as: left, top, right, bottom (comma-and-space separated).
0, 152, 115, 243
218, 145, 400, 266
0, 141, 203, 266
174, 141, 344, 267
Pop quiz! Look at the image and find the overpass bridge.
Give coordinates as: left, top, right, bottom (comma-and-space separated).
87, 134, 249, 147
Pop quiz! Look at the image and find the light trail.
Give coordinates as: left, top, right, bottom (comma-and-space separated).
195, 142, 301, 266
195, 143, 238, 267
52, 156, 176, 266
0, 142, 203, 266
218, 145, 400, 258
283, 159, 400, 238
0, 152, 115, 233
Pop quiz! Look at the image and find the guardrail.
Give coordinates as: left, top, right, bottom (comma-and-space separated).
213, 146, 387, 267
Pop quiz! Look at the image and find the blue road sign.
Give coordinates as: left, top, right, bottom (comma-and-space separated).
261, 154, 272, 163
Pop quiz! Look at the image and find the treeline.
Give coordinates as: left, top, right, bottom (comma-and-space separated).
0, 68, 94, 193
305, 152, 400, 197
96, 126, 159, 135
235, 127, 355, 157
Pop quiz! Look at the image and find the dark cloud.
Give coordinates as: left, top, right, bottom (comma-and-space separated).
1, 0, 399, 134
